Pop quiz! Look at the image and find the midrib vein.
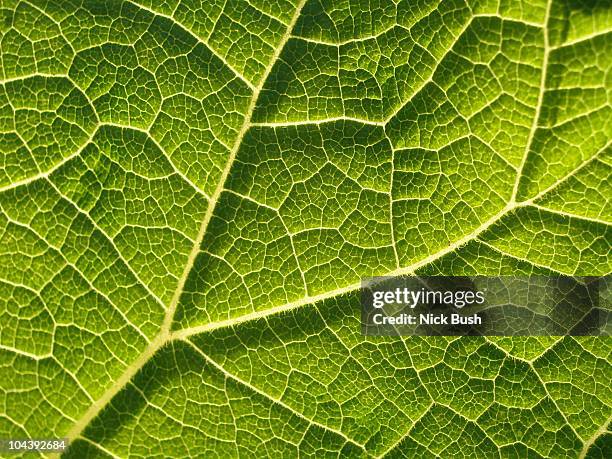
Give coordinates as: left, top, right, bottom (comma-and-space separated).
510, 0, 552, 205
63, 0, 309, 448
160, 0, 308, 336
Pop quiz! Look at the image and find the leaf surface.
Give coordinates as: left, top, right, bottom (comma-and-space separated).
0, 0, 611, 457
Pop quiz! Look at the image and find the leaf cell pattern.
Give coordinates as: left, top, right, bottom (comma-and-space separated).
0, 0, 611, 457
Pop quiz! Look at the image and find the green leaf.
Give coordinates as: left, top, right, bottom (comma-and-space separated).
1, 0, 610, 457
